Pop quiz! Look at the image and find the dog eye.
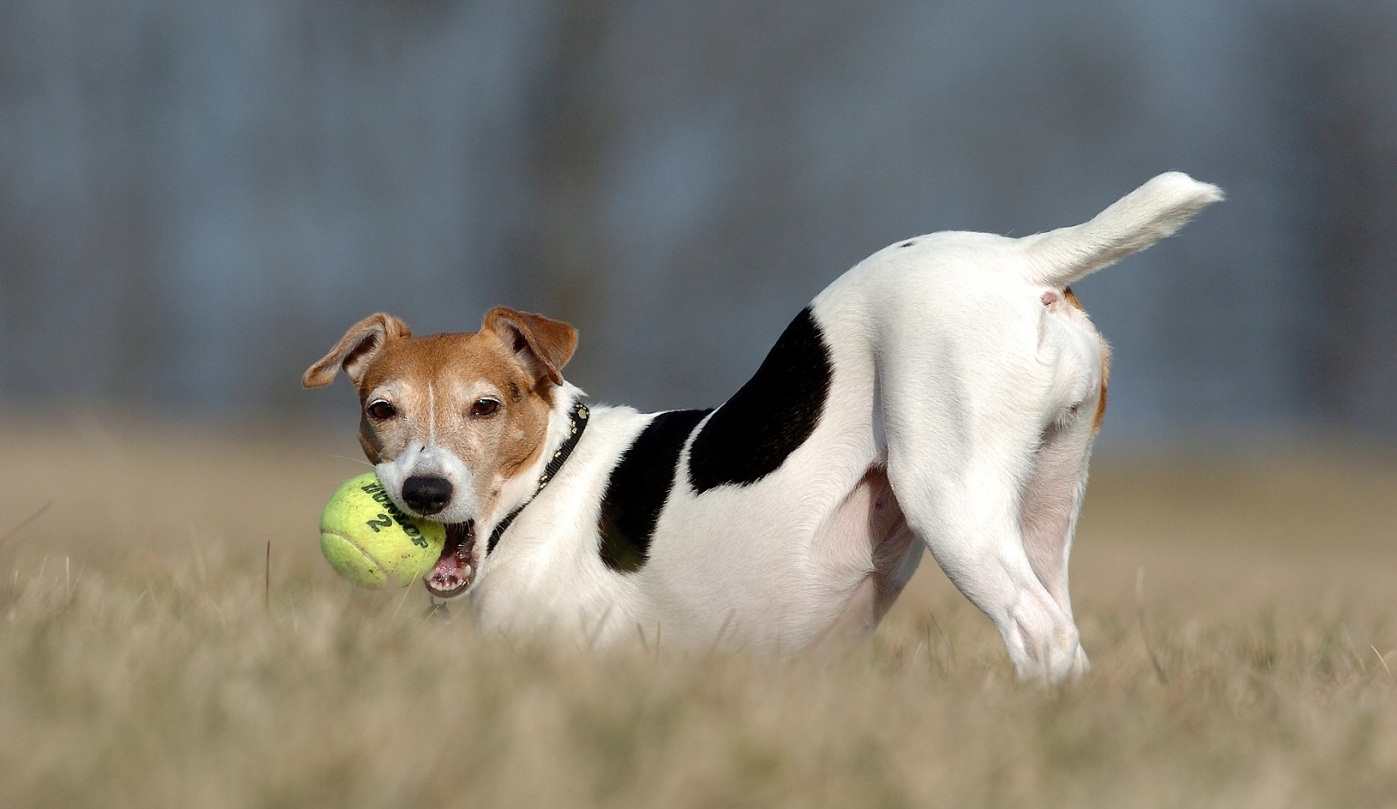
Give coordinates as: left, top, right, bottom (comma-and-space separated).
366, 400, 397, 420
469, 398, 500, 418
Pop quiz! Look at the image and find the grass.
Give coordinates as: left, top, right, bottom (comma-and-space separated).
1, 414, 1395, 808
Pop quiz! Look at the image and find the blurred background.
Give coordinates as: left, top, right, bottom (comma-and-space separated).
2, 0, 1395, 447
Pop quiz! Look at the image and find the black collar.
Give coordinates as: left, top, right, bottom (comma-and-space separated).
486, 400, 590, 553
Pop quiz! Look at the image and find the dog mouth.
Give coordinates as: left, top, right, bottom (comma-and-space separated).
425, 522, 477, 598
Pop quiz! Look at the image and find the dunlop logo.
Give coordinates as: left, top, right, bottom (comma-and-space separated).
359, 481, 431, 548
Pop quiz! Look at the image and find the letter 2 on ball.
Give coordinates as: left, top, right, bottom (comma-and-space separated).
319, 472, 446, 588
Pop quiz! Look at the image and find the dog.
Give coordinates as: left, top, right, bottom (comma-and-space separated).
304, 172, 1221, 683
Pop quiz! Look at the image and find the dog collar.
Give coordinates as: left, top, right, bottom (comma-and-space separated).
486, 400, 590, 552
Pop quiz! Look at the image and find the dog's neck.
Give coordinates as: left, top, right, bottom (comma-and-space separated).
484, 384, 589, 551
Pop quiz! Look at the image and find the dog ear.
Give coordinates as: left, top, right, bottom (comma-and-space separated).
482, 307, 578, 387
302, 313, 412, 388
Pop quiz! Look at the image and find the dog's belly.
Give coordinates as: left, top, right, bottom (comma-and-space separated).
628, 460, 920, 650
811, 464, 922, 637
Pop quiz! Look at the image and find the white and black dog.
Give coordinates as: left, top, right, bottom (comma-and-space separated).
305, 172, 1221, 682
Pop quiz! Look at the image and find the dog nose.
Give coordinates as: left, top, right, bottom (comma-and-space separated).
402, 475, 453, 516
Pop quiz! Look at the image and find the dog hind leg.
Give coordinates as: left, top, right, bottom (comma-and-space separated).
890, 461, 1087, 683
1015, 415, 1098, 673
881, 370, 1089, 685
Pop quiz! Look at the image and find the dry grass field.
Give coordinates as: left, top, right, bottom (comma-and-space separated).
2, 412, 1394, 808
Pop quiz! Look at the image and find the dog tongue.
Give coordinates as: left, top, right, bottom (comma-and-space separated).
426, 523, 474, 597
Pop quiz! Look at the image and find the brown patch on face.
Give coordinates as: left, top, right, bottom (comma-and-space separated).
308, 308, 578, 524
358, 413, 385, 463
356, 327, 560, 514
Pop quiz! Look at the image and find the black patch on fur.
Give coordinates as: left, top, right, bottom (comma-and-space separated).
688, 307, 833, 493
598, 408, 711, 573
898, 239, 917, 248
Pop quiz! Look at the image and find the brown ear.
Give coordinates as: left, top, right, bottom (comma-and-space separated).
302, 313, 412, 388
482, 307, 578, 387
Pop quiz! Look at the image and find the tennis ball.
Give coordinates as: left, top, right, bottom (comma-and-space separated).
319, 472, 446, 589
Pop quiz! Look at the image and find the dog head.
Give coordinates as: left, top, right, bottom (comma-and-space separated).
304, 307, 577, 595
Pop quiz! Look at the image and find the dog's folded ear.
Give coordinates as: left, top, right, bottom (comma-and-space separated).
302, 313, 412, 388
482, 307, 578, 387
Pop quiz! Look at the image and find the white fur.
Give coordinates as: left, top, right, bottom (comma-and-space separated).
414, 174, 1219, 683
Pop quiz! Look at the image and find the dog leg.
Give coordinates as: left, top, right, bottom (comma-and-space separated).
1016, 416, 1098, 673
890, 460, 1086, 684
878, 332, 1089, 683
1016, 289, 1108, 673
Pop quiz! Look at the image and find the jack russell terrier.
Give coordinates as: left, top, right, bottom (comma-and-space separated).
305, 172, 1221, 683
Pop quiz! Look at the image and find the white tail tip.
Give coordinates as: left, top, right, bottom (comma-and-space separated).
1024, 172, 1223, 289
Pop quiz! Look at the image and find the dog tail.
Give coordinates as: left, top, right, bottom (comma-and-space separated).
1021, 172, 1223, 289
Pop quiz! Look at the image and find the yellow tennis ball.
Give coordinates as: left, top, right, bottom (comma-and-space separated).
319, 472, 446, 589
